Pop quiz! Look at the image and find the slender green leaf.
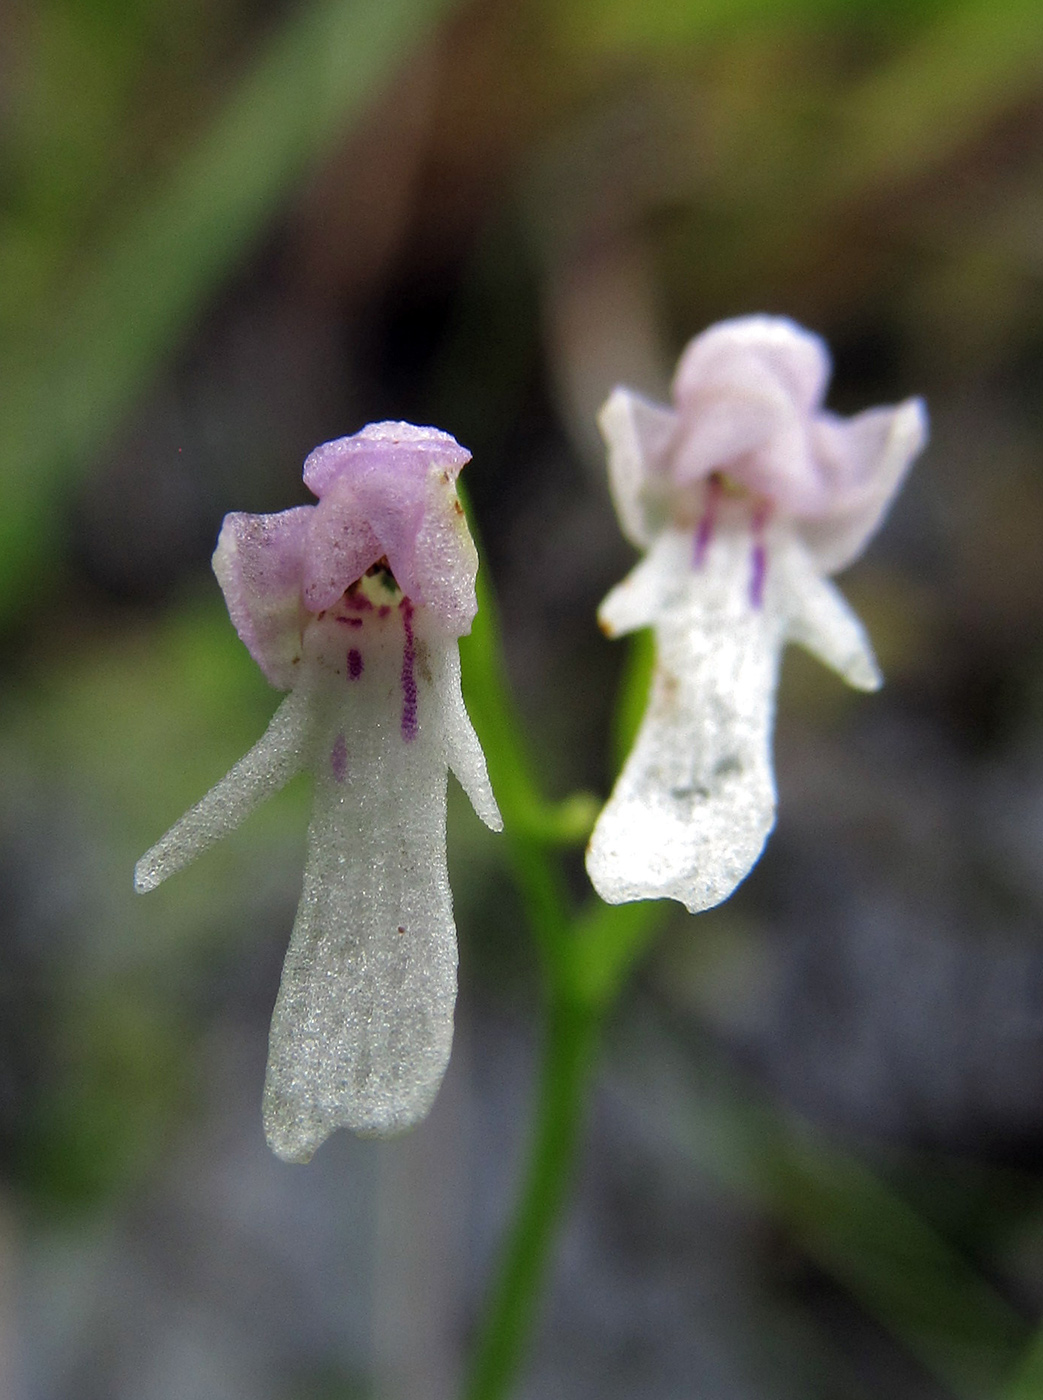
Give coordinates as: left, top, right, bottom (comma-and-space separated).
0, 0, 464, 618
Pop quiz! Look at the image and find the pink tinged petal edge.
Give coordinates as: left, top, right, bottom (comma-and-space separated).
799, 397, 928, 574
212, 506, 313, 690
302, 421, 471, 498
404, 473, 479, 637
597, 387, 679, 550
672, 315, 831, 416
300, 479, 389, 613
298, 423, 478, 634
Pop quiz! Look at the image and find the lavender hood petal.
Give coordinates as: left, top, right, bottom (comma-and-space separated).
602, 315, 927, 573
213, 422, 478, 688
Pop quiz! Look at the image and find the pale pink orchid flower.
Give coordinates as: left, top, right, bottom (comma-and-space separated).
136, 423, 501, 1162
586, 316, 927, 913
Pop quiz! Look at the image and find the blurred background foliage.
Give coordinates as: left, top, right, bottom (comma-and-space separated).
6, 0, 1043, 1396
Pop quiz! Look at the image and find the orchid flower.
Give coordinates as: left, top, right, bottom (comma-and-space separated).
586, 315, 926, 914
135, 423, 501, 1162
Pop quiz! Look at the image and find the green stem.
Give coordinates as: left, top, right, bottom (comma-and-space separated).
457, 534, 663, 1398
463, 994, 603, 1400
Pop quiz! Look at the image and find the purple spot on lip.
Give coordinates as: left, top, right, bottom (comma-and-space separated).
347, 648, 363, 680
336, 615, 364, 629
400, 598, 418, 742
331, 732, 347, 782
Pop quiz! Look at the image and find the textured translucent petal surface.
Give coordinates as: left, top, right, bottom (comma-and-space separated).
134, 690, 310, 891
802, 398, 928, 574
261, 597, 493, 1161
591, 322, 924, 912
138, 419, 499, 1158
597, 388, 678, 549
437, 643, 503, 830
779, 534, 882, 689
299, 428, 478, 635
672, 315, 831, 415
588, 525, 890, 912
407, 473, 480, 636
302, 480, 389, 612
587, 530, 784, 912
212, 509, 313, 688
302, 421, 470, 498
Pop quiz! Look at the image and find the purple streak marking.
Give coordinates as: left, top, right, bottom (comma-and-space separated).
330, 732, 347, 782
749, 502, 770, 609
347, 647, 363, 680
346, 591, 373, 612
336, 615, 364, 629
400, 599, 418, 742
693, 475, 722, 567
749, 544, 767, 609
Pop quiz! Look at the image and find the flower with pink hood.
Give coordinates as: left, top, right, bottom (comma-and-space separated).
586, 316, 927, 913
136, 422, 501, 1162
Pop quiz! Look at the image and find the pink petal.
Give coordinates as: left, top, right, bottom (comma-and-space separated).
301, 476, 403, 613
406, 476, 479, 636
298, 423, 478, 634
212, 507, 313, 689
302, 421, 471, 498
673, 315, 831, 415
800, 398, 928, 573
597, 388, 679, 548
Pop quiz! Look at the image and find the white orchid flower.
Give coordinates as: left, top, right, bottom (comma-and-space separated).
136, 422, 501, 1162
586, 316, 927, 913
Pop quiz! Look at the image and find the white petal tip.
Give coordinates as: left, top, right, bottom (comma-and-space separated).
596, 606, 621, 639
263, 1092, 431, 1163
267, 1134, 316, 1166
587, 862, 750, 916
856, 661, 884, 692
899, 396, 929, 450
586, 810, 772, 915
133, 858, 160, 894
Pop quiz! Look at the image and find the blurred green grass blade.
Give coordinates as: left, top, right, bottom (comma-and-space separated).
1007, 1329, 1043, 1400
572, 896, 668, 1007
611, 625, 654, 775
553, 0, 944, 52
459, 559, 575, 976
637, 1024, 1027, 1400
758, 1131, 1025, 1400
835, 0, 1043, 195
0, 0, 462, 619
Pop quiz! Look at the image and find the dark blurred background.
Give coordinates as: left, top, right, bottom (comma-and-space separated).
4, 0, 1043, 1396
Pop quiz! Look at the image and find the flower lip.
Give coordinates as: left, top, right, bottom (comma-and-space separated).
303, 421, 471, 498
